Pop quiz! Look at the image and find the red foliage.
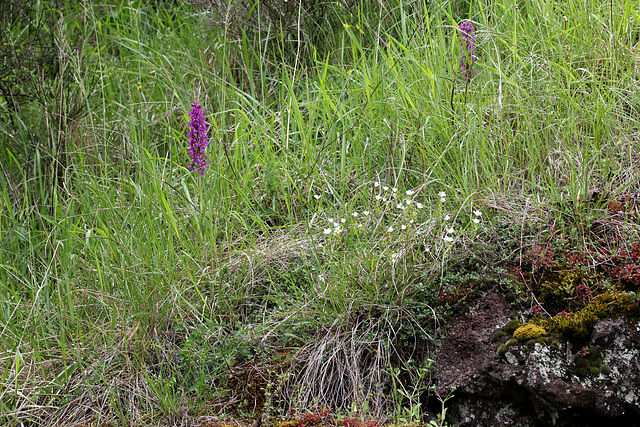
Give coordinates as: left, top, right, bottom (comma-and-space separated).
514, 266, 528, 285
607, 200, 623, 214
530, 304, 543, 316
337, 414, 382, 427
566, 253, 587, 267
611, 263, 640, 288
526, 244, 555, 272
293, 406, 381, 427
609, 243, 640, 289
297, 406, 333, 427
574, 283, 592, 303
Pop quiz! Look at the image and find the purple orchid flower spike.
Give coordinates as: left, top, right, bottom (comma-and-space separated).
186, 103, 210, 175
459, 21, 477, 81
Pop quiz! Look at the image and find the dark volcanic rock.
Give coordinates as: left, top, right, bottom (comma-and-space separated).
434, 292, 640, 426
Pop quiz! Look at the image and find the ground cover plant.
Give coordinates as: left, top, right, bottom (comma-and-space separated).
1, 0, 640, 425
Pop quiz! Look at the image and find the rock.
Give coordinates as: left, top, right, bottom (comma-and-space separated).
433, 292, 640, 426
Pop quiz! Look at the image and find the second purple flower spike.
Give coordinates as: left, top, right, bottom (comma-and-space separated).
459, 21, 477, 81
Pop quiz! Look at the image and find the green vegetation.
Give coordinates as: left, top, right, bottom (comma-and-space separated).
1, 0, 640, 424
573, 346, 606, 377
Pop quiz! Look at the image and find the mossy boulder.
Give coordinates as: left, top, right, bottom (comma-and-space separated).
437, 291, 640, 425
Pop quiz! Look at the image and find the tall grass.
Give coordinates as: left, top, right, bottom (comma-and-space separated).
1, 0, 639, 424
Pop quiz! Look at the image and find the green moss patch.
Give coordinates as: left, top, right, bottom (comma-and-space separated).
503, 319, 523, 335
573, 346, 606, 377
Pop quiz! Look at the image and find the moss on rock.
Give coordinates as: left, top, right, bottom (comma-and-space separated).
513, 324, 547, 341
503, 319, 523, 335
539, 293, 637, 340
573, 346, 604, 376
490, 328, 506, 343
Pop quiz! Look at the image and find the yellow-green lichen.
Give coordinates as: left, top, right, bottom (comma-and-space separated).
513, 324, 547, 341
540, 293, 637, 340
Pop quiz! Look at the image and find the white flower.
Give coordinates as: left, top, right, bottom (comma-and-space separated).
443, 236, 454, 242
328, 218, 334, 223
334, 226, 343, 234
416, 203, 424, 209
392, 187, 398, 193
440, 197, 446, 203
382, 197, 388, 202
363, 211, 370, 216
446, 227, 455, 234
409, 219, 415, 224
375, 195, 382, 201
352, 212, 358, 217
401, 224, 407, 230
473, 209, 482, 217
374, 182, 380, 187
340, 218, 346, 223
444, 215, 451, 221
358, 223, 363, 228
313, 194, 321, 200
323, 228, 332, 234
438, 191, 446, 197
473, 218, 480, 224
405, 199, 412, 204
383, 186, 389, 191
387, 226, 394, 232
397, 204, 404, 210
406, 190, 415, 196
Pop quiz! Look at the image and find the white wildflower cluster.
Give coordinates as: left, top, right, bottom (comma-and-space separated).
311, 181, 426, 242
310, 185, 484, 252
438, 189, 483, 244
371, 182, 426, 235
472, 209, 482, 223
322, 217, 349, 236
